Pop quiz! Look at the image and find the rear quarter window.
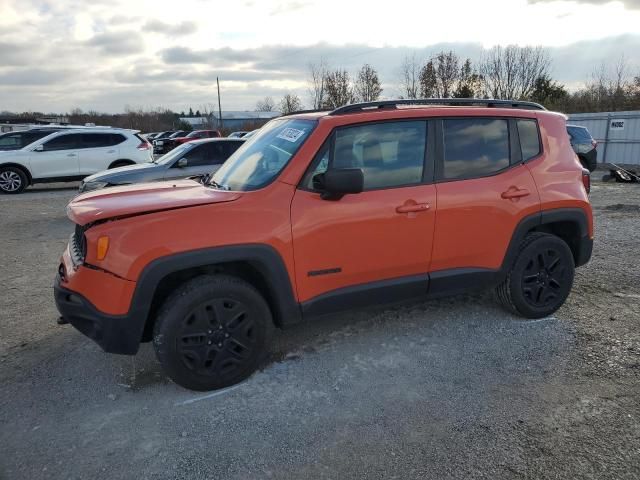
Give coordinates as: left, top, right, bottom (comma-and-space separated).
517, 119, 541, 161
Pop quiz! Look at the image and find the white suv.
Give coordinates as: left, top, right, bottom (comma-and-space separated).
0, 129, 152, 194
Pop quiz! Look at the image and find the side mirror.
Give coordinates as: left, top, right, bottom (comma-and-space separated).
177, 158, 188, 168
313, 168, 364, 200
34, 145, 44, 152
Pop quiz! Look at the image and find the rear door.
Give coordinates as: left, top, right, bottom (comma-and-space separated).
430, 116, 541, 280
78, 133, 123, 175
29, 133, 82, 179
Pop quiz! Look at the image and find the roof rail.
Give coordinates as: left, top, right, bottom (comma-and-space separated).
281, 108, 331, 117
329, 98, 546, 115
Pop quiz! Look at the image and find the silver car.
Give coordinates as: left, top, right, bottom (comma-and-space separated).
79, 138, 244, 193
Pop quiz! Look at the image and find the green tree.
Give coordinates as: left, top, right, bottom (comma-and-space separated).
453, 59, 482, 98
419, 61, 437, 98
530, 75, 568, 108
175, 120, 192, 131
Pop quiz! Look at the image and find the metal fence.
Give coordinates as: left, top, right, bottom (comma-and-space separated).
567, 111, 640, 166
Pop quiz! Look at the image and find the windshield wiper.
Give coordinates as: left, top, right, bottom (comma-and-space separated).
207, 177, 225, 189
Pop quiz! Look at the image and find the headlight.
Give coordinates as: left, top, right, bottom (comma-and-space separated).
79, 181, 109, 193
156, 141, 164, 145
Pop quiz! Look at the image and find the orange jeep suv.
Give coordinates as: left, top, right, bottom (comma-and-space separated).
55, 99, 593, 391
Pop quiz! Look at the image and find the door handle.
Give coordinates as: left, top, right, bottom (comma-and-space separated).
67, 153, 77, 157
501, 187, 530, 199
107, 149, 116, 154
396, 202, 430, 214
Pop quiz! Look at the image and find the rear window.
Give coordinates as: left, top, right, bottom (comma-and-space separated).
441, 118, 510, 180
567, 126, 592, 142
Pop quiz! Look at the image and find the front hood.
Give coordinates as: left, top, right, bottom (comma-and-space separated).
67, 179, 241, 225
83, 162, 157, 182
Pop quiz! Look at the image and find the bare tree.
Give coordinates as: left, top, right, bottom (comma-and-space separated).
255, 96, 276, 112
323, 69, 354, 109
399, 54, 420, 99
354, 64, 383, 102
279, 93, 304, 114
479, 45, 550, 99
308, 59, 329, 109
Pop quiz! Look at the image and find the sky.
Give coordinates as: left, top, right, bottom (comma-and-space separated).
0, 0, 639, 114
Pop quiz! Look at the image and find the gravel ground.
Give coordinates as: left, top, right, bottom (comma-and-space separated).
0, 180, 639, 479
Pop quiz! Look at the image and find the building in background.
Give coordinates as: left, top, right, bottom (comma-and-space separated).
0, 115, 70, 133
179, 111, 280, 131
567, 111, 640, 166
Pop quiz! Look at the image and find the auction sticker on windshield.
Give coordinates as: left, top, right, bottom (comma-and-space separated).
277, 128, 306, 143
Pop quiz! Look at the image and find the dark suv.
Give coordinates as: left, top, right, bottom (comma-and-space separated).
567, 124, 597, 172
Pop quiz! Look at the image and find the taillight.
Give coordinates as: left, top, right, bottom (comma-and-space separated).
582, 169, 591, 194
137, 141, 151, 150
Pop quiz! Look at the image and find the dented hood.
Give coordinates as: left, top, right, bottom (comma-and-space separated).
67, 179, 241, 225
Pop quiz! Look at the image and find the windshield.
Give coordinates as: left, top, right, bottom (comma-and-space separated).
154, 143, 193, 164
210, 119, 316, 191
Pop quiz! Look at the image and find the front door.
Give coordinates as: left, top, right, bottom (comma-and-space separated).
29, 133, 81, 179
291, 119, 436, 305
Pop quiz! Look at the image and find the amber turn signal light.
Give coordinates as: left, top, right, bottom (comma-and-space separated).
96, 236, 110, 260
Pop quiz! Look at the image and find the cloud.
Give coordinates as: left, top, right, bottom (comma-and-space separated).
528, 0, 640, 9
0, 68, 74, 86
144, 20, 198, 36
161, 46, 259, 65
85, 31, 145, 54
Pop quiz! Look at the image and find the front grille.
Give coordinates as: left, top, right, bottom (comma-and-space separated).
69, 224, 87, 266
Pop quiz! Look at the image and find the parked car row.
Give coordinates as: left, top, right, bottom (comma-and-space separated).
79, 138, 244, 192
153, 130, 221, 154
0, 128, 153, 194
0, 116, 595, 195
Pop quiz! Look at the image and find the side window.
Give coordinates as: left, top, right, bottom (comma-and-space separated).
302, 143, 329, 189
309, 121, 426, 191
81, 133, 125, 148
0, 134, 21, 148
223, 141, 243, 159
109, 134, 126, 145
181, 145, 206, 166
517, 119, 541, 161
192, 143, 226, 166
81, 134, 111, 149
42, 134, 80, 151
441, 118, 509, 180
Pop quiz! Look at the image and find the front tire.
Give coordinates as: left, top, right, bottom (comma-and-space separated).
496, 233, 575, 319
0, 166, 28, 194
153, 275, 274, 391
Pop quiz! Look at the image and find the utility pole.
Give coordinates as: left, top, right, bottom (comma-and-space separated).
217, 77, 223, 131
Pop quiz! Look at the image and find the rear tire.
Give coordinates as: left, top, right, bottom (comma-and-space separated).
153, 275, 274, 391
496, 233, 575, 319
0, 166, 28, 194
